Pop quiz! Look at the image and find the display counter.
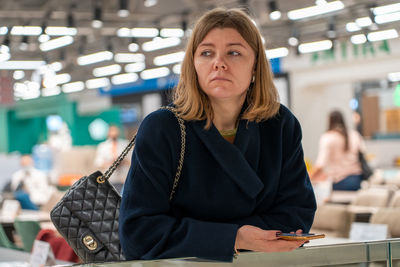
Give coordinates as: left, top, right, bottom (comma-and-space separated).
75, 238, 400, 267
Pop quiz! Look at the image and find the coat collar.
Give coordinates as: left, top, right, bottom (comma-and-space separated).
190, 118, 263, 199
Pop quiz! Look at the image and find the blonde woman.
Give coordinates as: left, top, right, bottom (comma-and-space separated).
120, 8, 316, 262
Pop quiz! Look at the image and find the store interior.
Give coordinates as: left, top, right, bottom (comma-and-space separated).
0, 0, 400, 265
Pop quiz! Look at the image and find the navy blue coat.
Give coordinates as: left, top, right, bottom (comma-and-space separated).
119, 104, 316, 262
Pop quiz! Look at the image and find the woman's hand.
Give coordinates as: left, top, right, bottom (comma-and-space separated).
235, 225, 305, 253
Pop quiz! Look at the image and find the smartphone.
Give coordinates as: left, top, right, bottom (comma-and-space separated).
277, 233, 325, 241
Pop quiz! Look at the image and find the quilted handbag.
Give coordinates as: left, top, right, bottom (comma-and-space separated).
50, 107, 186, 263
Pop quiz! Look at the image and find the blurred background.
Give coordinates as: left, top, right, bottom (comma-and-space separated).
0, 0, 400, 263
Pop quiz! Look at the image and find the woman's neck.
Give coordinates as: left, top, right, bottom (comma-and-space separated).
211, 98, 244, 131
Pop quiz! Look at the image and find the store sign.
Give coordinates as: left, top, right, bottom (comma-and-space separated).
311, 40, 390, 63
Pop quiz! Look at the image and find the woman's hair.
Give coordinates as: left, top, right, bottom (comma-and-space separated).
173, 7, 280, 128
328, 110, 349, 151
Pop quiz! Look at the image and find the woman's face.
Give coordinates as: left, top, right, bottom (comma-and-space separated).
194, 27, 255, 104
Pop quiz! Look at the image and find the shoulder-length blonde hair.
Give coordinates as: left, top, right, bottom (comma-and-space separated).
173, 7, 280, 128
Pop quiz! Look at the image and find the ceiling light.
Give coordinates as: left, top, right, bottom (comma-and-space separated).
265, 47, 289, 59
45, 27, 77, 36
13, 70, 25, 80
288, 37, 299, 46
160, 28, 184, 38
62, 81, 84, 93
288, 1, 344, 20
0, 53, 10, 62
131, 28, 159, 38
40, 36, 74, 51
86, 77, 110, 89
350, 34, 367, 44
19, 36, 29, 51
42, 86, 61, 97
38, 34, 50, 43
367, 29, 399, 42
144, 0, 158, 7
346, 22, 361, 32
140, 67, 170, 80
142, 37, 180, 51
0, 27, 8, 35
115, 53, 145, 63
268, 1, 281, 21
153, 51, 185, 66
111, 73, 139, 85
11, 26, 42, 36
54, 73, 71, 85
77, 51, 113, 65
172, 64, 181, 74
388, 72, 400, 82
118, 0, 129, 17
372, 3, 400, 16
128, 43, 139, 52
375, 12, 400, 24
92, 5, 103, 28
0, 45, 9, 54
355, 17, 372, 27
117, 27, 131, 37
326, 17, 337, 39
298, 39, 332, 53
125, 62, 146, 72
48, 61, 63, 72
93, 64, 121, 77
0, 60, 45, 69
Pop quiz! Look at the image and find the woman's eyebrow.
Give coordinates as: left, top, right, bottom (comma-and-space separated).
198, 42, 246, 47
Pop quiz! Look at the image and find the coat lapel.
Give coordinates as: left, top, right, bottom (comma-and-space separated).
190, 119, 263, 199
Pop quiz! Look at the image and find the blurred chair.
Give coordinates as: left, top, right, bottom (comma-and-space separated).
350, 187, 394, 207
370, 208, 400, 238
311, 203, 351, 238
388, 191, 400, 208
0, 224, 22, 250
13, 220, 41, 252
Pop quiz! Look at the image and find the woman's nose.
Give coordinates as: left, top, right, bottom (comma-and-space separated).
212, 55, 227, 70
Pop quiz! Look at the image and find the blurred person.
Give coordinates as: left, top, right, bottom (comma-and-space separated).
310, 110, 365, 191
11, 154, 56, 209
94, 125, 130, 192
120, 8, 316, 262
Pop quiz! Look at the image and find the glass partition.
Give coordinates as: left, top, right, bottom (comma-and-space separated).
83, 238, 400, 267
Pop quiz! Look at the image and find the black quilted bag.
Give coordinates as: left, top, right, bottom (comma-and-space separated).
50, 107, 186, 263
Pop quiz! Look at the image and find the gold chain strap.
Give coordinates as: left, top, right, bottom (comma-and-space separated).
103, 106, 186, 202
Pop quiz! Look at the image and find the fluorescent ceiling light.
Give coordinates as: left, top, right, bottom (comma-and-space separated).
43, 73, 71, 88
0, 27, 8, 35
298, 40, 332, 53
42, 86, 61, 97
0, 60, 45, 70
265, 47, 289, 59
117, 27, 131, 37
373, 3, 400, 16
144, 0, 158, 7
13, 70, 25, 80
45, 27, 77, 36
350, 34, 367, 44
388, 72, 400, 82
11, 26, 42, 36
288, 1, 344, 20
128, 43, 139, 52
153, 51, 185, 66
131, 28, 159, 38
355, 17, 372, 27
140, 67, 170, 80
62, 81, 84, 93
375, 12, 400, 24
14, 81, 40, 100
86, 77, 110, 89
160, 28, 184, 38
346, 22, 361, 32
48, 61, 63, 72
125, 62, 146, 73
0, 53, 11, 62
93, 64, 121, 77
40, 36, 74, 51
142, 37, 181, 51
111, 73, 138, 85
114, 53, 145, 63
0, 45, 9, 54
77, 51, 113, 66
367, 29, 399, 42
172, 64, 181, 74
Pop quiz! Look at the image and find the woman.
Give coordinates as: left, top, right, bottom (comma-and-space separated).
120, 8, 316, 262
310, 110, 365, 191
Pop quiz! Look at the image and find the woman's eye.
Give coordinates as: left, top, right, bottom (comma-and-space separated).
200, 51, 212, 56
229, 51, 240, 56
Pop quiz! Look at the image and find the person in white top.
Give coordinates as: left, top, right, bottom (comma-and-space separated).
11, 155, 56, 207
94, 125, 130, 192
310, 110, 365, 191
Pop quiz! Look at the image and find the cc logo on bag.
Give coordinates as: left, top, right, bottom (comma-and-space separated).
83, 235, 98, 250
97, 176, 105, 184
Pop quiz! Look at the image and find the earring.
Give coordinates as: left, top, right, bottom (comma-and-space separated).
251, 75, 255, 83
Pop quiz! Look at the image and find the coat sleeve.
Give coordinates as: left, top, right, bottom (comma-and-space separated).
119, 110, 238, 262
231, 110, 317, 233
